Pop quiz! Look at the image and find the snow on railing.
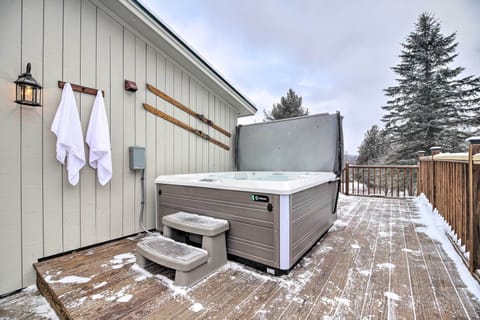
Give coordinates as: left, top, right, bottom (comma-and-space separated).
417, 140, 480, 279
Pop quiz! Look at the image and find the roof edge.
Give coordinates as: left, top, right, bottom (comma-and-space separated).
117, 0, 257, 115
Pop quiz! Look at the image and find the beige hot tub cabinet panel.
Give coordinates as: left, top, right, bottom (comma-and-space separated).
156, 182, 337, 271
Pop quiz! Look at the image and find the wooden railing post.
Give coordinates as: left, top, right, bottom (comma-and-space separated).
417, 151, 425, 196
430, 146, 442, 209
345, 163, 350, 196
466, 137, 480, 273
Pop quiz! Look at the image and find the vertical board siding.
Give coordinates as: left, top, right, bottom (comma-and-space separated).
155, 55, 166, 179
62, 0, 82, 252
122, 29, 136, 236
173, 66, 182, 174
43, 0, 64, 256
0, 0, 22, 295
164, 60, 175, 175
79, 0, 97, 247
133, 38, 146, 233
145, 46, 156, 229
109, 16, 124, 239
208, 94, 215, 172
189, 79, 197, 173
0, 1, 239, 294
95, 8, 112, 242
21, 0, 44, 286
200, 87, 209, 172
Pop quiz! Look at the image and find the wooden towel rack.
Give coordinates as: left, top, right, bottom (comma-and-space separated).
58, 81, 104, 97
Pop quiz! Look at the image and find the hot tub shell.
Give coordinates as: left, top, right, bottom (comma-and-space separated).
155, 113, 344, 273
155, 172, 337, 271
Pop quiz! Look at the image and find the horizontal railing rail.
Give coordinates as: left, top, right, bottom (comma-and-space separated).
341, 164, 418, 198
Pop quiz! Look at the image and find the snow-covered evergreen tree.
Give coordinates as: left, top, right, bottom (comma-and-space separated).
264, 89, 309, 120
357, 125, 388, 164
382, 12, 480, 163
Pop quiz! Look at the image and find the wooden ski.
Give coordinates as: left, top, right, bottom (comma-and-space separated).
146, 83, 231, 138
143, 103, 230, 151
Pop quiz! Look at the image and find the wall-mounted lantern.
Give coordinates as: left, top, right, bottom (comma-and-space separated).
14, 63, 42, 107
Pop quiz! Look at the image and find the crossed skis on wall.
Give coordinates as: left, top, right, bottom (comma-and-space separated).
143, 83, 231, 151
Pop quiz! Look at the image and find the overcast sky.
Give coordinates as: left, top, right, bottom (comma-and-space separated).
142, 0, 480, 154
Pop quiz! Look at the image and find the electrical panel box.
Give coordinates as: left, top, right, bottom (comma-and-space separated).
129, 146, 145, 170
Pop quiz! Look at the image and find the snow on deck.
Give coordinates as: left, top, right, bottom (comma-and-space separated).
2, 195, 480, 319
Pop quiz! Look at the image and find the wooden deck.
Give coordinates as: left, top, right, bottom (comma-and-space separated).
28, 196, 480, 319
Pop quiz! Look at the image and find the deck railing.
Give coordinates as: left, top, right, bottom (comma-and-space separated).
341, 164, 418, 198
418, 141, 480, 277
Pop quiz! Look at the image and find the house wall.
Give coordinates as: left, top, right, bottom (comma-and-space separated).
0, 0, 237, 295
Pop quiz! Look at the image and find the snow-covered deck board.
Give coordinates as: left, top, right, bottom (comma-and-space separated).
2, 196, 480, 319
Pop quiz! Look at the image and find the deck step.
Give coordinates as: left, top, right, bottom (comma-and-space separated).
136, 236, 208, 272
162, 211, 229, 236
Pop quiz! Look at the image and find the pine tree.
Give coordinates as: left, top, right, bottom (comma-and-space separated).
357, 125, 388, 165
264, 89, 309, 120
382, 12, 480, 163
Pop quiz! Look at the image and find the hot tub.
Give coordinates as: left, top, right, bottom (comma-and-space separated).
155, 171, 338, 274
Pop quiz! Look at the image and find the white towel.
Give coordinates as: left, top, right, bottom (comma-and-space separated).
86, 90, 112, 185
51, 83, 86, 186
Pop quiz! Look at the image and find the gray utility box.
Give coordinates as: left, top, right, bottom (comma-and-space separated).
129, 146, 146, 170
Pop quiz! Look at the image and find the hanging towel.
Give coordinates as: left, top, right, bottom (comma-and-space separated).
51, 83, 86, 186
86, 90, 112, 185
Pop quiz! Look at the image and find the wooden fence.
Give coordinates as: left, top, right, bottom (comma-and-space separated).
341, 164, 418, 198
418, 144, 480, 276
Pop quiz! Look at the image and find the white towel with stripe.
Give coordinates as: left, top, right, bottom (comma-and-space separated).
86, 90, 112, 185
51, 83, 86, 186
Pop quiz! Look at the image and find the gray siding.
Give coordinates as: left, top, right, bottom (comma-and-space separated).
0, 0, 237, 295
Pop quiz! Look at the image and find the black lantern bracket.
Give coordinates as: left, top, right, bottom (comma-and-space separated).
15, 62, 43, 107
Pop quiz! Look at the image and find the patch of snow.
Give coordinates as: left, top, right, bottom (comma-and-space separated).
378, 231, 390, 237
317, 246, 333, 254
110, 252, 136, 265
114, 253, 135, 260
226, 261, 274, 282
335, 297, 351, 306
293, 296, 305, 304
131, 263, 153, 282
67, 296, 87, 308
21, 285, 60, 320
105, 285, 132, 302
189, 302, 204, 312
45, 275, 91, 284
415, 194, 480, 299
384, 291, 401, 301
329, 219, 348, 232
93, 281, 107, 289
401, 248, 420, 255
154, 274, 189, 296
321, 296, 335, 305
350, 244, 361, 249
91, 293, 105, 300
358, 269, 372, 276
376, 263, 395, 270
117, 294, 133, 303
255, 309, 268, 319
106, 295, 117, 302
111, 264, 124, 269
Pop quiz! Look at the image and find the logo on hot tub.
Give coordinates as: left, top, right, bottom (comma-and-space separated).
251, 194, 269, 202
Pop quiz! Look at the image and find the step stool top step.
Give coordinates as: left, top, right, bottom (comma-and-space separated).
163, 211, 230, 236
137, 236, 208, 272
